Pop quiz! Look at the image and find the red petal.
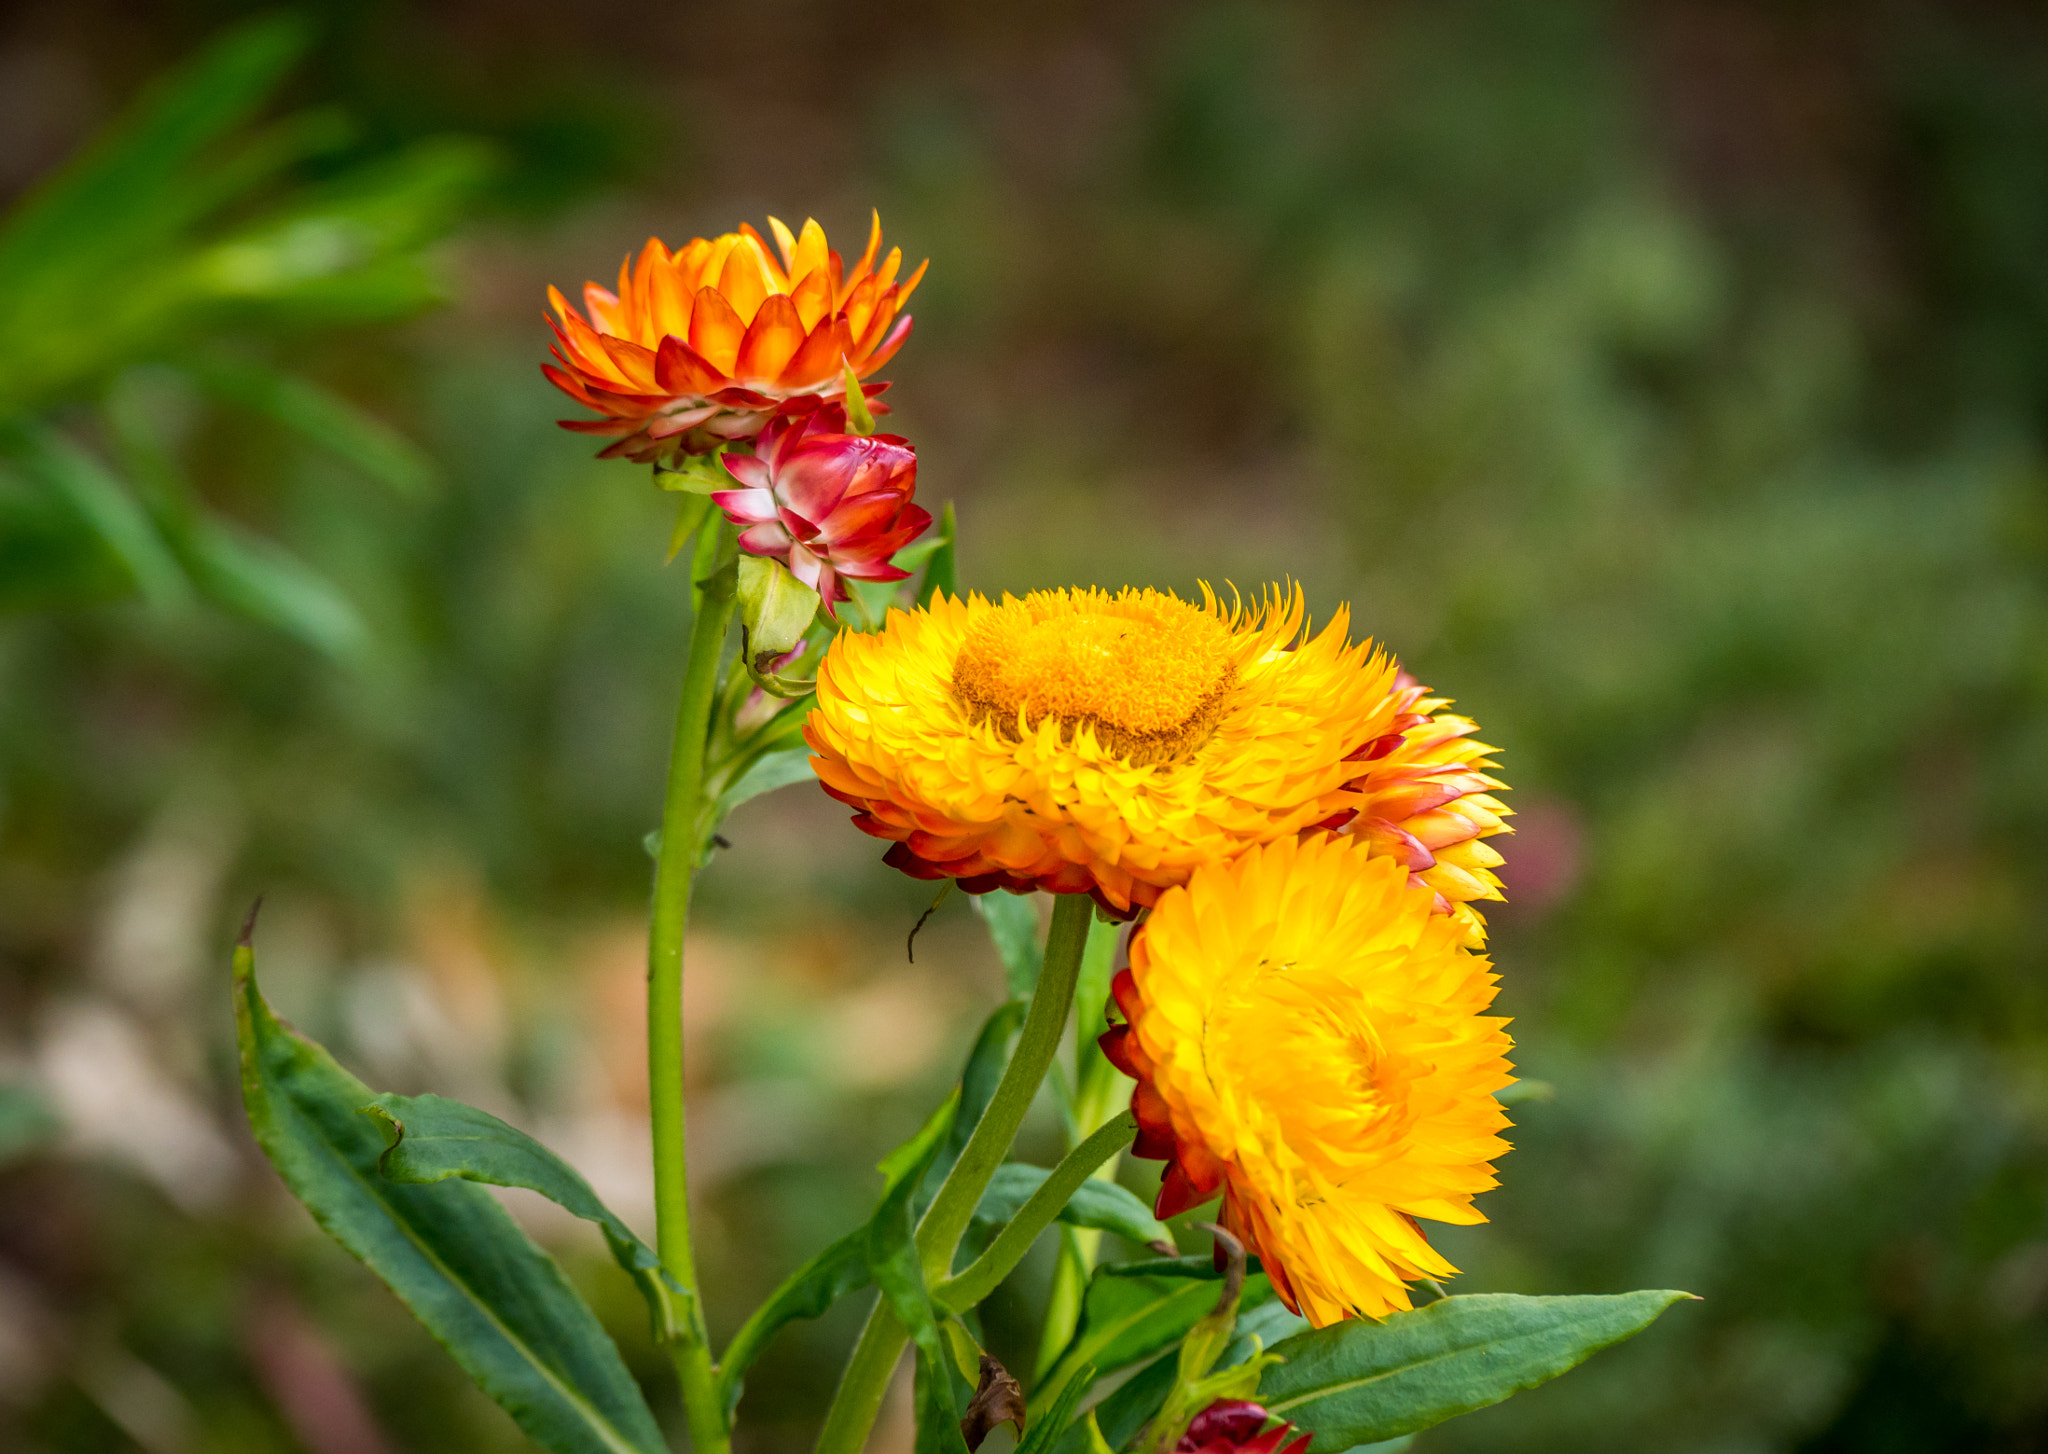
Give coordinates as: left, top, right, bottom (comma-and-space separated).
1154, 1159, 1214, 1220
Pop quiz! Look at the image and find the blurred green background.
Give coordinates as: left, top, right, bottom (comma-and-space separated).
3, 2, 2047, 1450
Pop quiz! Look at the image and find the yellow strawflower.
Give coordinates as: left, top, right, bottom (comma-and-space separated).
805, 584, 1510, 922
1101, 833, 1516, 1324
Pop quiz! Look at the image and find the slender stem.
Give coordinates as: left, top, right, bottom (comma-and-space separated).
650, 530, 737, 1454
936, 1112, 1135, 1312
918, 893, 1093, 1282
1038, 917, 1125, 1373
811, 1295, 906, 1454
811, 892, 1094, 1454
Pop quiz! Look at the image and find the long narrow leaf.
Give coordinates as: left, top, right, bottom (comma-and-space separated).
187, 356, 437, 498
233, 934, 665, 1454
1258, 1291, 1694, 1451
0, 421, 187, 609
0, 15, 309, 290
973, 893, 1042, 1000
179, 514, 368, 660
365, 1092, 694, 1346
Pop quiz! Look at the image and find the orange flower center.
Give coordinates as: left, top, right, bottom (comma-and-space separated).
1193, 959, 1424, 1185
952, 592, 1236, 764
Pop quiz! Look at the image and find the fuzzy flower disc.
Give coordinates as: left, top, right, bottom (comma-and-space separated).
1103, 833, 1515, 1324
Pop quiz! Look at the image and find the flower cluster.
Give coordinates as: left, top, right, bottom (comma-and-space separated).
545, 208, 1519, 1333
809, 580, 1517, 1324
545, 214, 934, 619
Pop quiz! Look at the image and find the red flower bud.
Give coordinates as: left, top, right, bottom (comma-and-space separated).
712, 405, 931, 616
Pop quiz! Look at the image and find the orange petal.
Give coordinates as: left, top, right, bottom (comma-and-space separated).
790, 218, 829, 291
734, 293, 807, 382
787, 266, 833, 331
840, 209, 883, 305
688, 287, 747, 375
719, 234, 777, 322
583, 281, 624, 336
676, 235, 720, 289
739, 222, 789, 289
766, 216, 799, 272
856, 314, 913, 373
842, 273, 883, 344
872, 245, 903, 292
698, 234, 742, 294
779, 317, 851, 390
655, 335, 728, 394
644, 256, 694, 342
894, 256, 929, 307
598, 334, 659, 391
556, 310, 630, 382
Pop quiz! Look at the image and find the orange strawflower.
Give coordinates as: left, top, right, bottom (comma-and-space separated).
543, 212, 925, 460
805, 584, 1510, 926
1101, 834, 1515, 1325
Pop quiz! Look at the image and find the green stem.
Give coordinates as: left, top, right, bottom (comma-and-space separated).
811, 892, 1095, 1454
649, 530, 737, 1454
936, 1112, 1135, 1312
1039, 917, 1125, 1374
918, 893, 1093, 1281
811, 1296, 906, 1454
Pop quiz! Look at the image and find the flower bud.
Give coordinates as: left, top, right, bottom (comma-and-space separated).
737, 555, 821, 671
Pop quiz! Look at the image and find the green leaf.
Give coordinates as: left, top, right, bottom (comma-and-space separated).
179, 513, 369, 660
717, 1095, 959, 1421
972, 1163, 1171, 1251
714, 747, 816, 821
1016, 1359, 1096, 1454
716, 1232, 865, 1419
917, 501, 957, 606
1258, 1291, 1695, 1451
1034, 1259, 1276, 1418
363, 1092, 693, 1347
0, 421, 187, 609
865, 1102, 972, 1454
973, 892, 1042, 1001
232, 936, 666, 1454
186, 356, 436, 498
0, 14, 309, 299
919, 1001, 1025, 1216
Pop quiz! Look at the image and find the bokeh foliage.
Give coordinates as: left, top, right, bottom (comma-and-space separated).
1, 2, 2045, 1452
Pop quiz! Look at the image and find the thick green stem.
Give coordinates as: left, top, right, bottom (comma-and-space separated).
936, 1112, 1135, 1312
650, 537, 737, 1454
811, 893, 1094, 1454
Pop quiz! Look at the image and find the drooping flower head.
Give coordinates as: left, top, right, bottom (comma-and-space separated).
805, 583, 1511, 920
543, 213, 925, 460
1176, 1401, 1309, 1454
712, 404, 931, 615
1101, 834, 1515, 1325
